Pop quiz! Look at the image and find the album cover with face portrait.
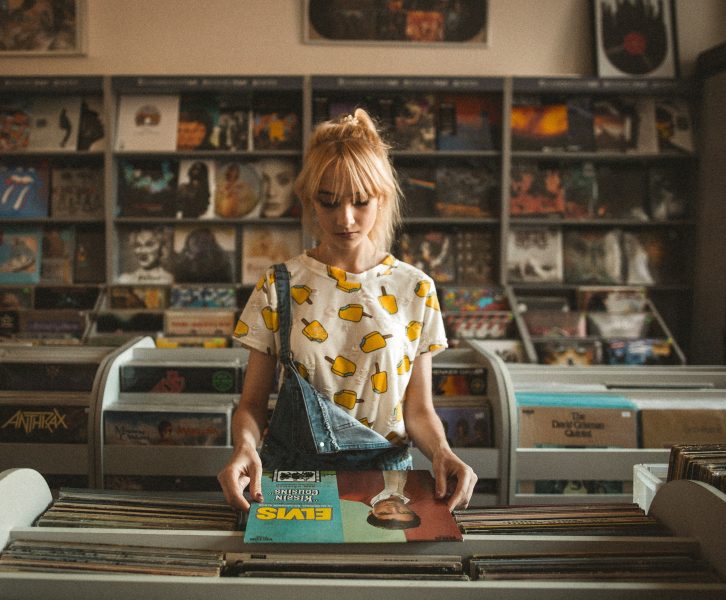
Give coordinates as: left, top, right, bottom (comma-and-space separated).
244, 470, 462, 543
116, 225, 174, 285
172, 224, 235, 284
252, 158, 300, 219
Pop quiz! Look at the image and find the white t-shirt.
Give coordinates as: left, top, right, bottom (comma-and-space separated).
233, 252, 448, 443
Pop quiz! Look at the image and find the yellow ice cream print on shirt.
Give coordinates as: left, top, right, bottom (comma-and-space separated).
326, 265, 361, 293
294, 361, 309, 380
371, 362, 388, 394
256, 271, 276, 291
414, 280, 431, 297
425, 293, 440, 311
360, 331, 393, 353
378, 286, 398, 314
261, 306, 279, 332
406, 320, 423, 341
334, 389, 364, 410
302, 318, 328, 343
397, 354, 411, 375
325, 355, 356, 377
233, 320, 249, 337
338, 304, 372, 322
291, 285, 313, 305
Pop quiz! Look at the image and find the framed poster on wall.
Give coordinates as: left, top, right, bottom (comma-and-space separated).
305, 0, 488, 46
0, 0, 86, 56
592, 0, 679, 78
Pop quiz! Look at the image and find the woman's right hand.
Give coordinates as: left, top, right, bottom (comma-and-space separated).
217, 442, 264, 512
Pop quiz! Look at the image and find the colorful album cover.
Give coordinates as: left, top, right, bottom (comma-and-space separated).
34, 286, 100, 310
435, 162, 498, 218
0, 98, 32, 151
120, 364, 240, 394
438, 287, 509, 312
506, 228, 563, 283
472, 339, 526, 363
116, 225, 174, 285
170, 286, 237, 309
562, 162, 597, 218
436, 93, 498, 151
252, 158, 300, 219
436, 404, 492, 448
104, 408, 230, 446
396, 229, 456, 284
0, 226, 42, 284
118, 158, 179, 218
176, 94, 221, 151
241, 224, 303, 286
176, 159, 215, 219
594, 165, 648, 220
397, 164, 436, 218
510, 97, 569, 152
155, 336, 231, 349
648, 166, 688, 221
109, 286, 167, 310
563, 229, 623, 285
577, 286, 648, 313
172, 224, 235, 284
432, 366, 487, 396
655, 99, 694, 153
603, 338, 676, 365
510, 161, 566, 217
0, 404, 88, 443
456, 230, 496, 285
535, 339, 602, 366
115, 94, 180, 151
73, 228, 106, 284
216, 96, 250, 151
393, 94, 436, 152
621, 230, 682, 285
0, 162, 50, 218
50, 166, 104, 219
40, 227, 75, 284
251, 96, 301, 151
77, 96, 106, 151
213, 160, 262, 219
445, 312, 512, 340
244, 470, 462, 543
522, 309, 586, 338
26, 95, 82, 151
587, 312, 653, 339
0, 286, 32, 309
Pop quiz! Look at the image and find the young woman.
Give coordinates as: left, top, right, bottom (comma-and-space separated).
218, 109, 476, 512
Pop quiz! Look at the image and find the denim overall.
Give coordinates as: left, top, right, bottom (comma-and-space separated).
259, 264, 412, 471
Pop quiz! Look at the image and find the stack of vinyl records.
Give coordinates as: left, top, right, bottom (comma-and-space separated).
469, 551, 722, 582
454, 503, 670, 536
34, 488, 240, 530
667, 443, 726, 493
225, 552, 468, 580
0, 540, 224, 576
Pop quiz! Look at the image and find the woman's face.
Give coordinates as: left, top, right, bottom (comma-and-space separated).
313, 165, 380, 253
260, 160, 296, 218
133, 230, 162, 270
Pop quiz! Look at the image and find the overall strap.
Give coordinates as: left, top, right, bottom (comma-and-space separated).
273, 263, 293, 366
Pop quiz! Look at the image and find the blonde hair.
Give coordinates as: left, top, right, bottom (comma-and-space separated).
294, 108, 402, 251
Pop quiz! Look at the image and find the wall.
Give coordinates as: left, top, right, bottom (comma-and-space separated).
0, 0, 724, 78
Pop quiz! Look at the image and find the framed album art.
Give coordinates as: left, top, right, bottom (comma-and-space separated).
0, 0, 86, 56
592, 0, 679, 78
305, 0, 488, 46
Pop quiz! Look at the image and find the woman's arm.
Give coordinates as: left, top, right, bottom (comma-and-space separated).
217, 348, 277, 511
402, 352, 477, 511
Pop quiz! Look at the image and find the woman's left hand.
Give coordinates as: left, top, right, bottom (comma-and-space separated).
431, 447, 478, 511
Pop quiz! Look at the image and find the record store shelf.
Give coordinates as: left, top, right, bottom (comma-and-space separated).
1, 467, 726, 599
